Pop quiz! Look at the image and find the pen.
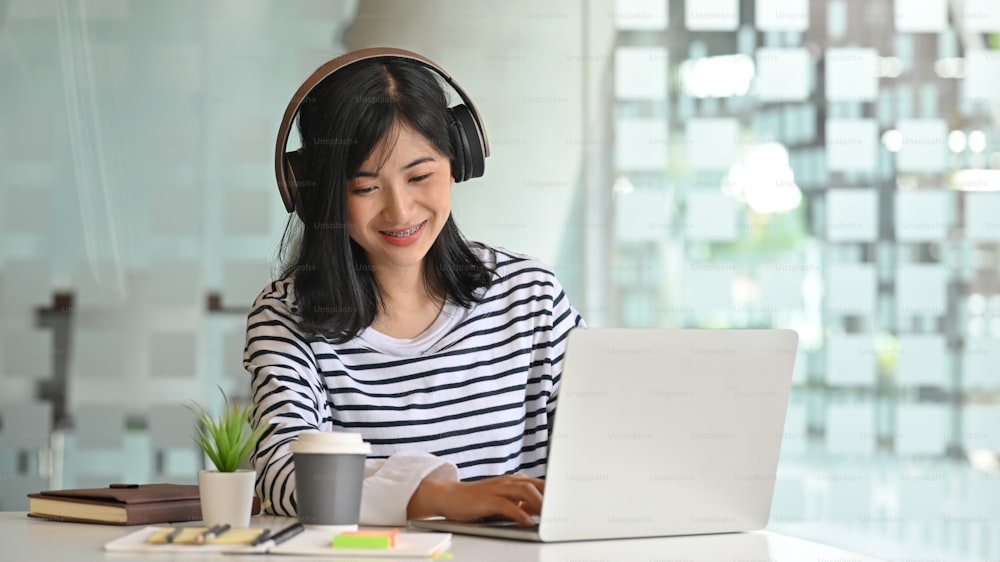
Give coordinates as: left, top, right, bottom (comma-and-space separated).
249, 528, 271, 547
165, 526, 183, 543
255, 522, 304, 548
196, 523, 230, 544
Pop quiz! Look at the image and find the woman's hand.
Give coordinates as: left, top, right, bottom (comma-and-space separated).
406, 474, 544, 526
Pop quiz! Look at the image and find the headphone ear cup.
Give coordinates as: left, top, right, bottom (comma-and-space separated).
284, 149, 308, 218
448, 108, 469, 182
449, 104, 485, 182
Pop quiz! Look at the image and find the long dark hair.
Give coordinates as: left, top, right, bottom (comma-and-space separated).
276, 56, 494, 343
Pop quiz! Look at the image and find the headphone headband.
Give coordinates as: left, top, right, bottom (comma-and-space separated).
274, 47, 490, 215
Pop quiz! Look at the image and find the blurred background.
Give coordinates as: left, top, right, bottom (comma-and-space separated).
1, 0, 998, 559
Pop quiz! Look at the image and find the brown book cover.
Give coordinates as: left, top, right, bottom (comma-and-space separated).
27, 483, 260, 526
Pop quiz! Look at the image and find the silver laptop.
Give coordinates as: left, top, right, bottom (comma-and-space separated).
410, 328, 798, 542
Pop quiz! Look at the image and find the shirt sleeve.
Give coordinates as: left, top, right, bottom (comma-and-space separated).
544, 272, 587, 418
244, 283, 459, 525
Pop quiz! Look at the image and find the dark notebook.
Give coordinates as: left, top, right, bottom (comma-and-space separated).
27, 483, 260, 526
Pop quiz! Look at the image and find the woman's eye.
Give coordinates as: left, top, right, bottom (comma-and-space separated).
352, 186, 376, 194
410, 173, 432, 183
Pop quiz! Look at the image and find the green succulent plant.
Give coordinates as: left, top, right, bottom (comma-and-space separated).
187, 387, 267, 472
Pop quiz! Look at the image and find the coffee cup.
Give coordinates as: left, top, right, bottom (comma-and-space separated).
290, 430, 371, 532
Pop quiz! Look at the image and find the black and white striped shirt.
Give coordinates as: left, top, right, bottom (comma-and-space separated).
244, 245, 585, 524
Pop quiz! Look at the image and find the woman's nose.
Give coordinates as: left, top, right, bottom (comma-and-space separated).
381, 185, 413, 223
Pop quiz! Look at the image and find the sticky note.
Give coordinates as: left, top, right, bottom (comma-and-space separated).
147, 527, 205, 544
147, 527, 265, 545
333, 529, 399, 549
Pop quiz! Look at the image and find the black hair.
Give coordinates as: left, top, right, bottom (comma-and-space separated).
276, 56, 494, 343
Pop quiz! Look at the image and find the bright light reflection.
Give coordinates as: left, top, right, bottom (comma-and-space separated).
948, 130, 967, 153
968, 449, 999, 472
951, 169, 1000, 191
968, 130, 987, 153
724, 142, 802, 214
882, 129, 903, 152
613, 175, 634, 195
680, 55, 755, 98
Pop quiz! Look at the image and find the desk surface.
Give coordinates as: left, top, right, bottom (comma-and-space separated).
1, 512, 885, 561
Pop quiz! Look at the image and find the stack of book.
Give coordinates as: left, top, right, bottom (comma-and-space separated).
27, 483, 258, 525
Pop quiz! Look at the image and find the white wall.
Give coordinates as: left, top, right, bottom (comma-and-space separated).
345, 0, 616, 268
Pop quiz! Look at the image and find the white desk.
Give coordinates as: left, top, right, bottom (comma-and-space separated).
1, 512, 885, 561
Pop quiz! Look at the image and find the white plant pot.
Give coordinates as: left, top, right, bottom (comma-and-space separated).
198, 469, 256, 528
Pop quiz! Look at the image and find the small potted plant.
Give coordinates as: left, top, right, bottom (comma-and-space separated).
188, 386, 266, 527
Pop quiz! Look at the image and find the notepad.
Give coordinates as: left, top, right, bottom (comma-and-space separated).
105, 525, 452, 557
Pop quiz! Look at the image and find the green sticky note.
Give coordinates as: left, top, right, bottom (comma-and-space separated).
332, 534, 393, 549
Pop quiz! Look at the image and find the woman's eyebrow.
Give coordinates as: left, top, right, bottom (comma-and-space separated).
353, 156, 436, 178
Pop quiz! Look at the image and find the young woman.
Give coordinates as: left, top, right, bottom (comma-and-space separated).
245, 49, 585, 526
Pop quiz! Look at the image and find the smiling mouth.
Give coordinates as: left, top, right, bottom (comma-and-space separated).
380, 221, 425, 238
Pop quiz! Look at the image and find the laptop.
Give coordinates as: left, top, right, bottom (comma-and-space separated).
410, 328, 798, 542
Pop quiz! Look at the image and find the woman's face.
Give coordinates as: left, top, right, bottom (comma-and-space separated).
346, 123, 453, 274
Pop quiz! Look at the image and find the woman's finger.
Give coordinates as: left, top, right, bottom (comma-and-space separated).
494, 480, 544, 514
484, 496, 535, 526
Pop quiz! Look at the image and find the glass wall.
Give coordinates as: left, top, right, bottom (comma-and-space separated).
609, 0, 999, 560
0, 0, 360, 497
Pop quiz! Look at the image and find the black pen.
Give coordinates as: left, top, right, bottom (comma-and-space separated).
255, 522, 304, 549
249, 528, 271, 547
165, 526, 183, 543
196, 523, 230, 544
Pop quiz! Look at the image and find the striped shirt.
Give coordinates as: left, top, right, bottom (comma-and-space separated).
244, 244, 585, 524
